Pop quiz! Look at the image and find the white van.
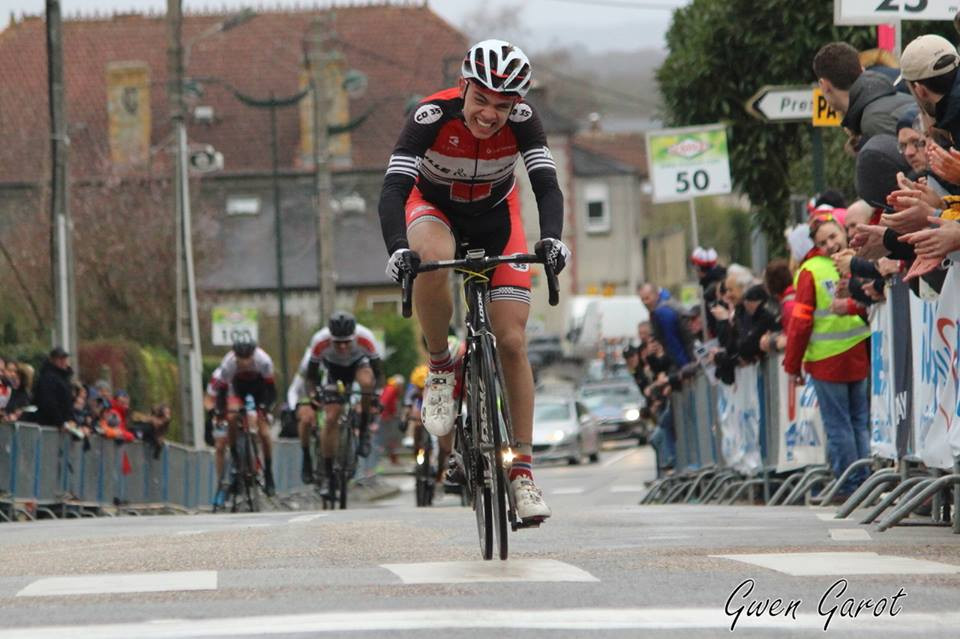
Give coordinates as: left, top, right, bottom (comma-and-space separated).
567, 295, 649, 360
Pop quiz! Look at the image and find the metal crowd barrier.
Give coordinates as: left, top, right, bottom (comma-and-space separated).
0, 421, 307, 521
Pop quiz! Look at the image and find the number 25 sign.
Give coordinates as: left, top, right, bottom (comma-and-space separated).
835, 0, 957, 24
645, 124, 732, 203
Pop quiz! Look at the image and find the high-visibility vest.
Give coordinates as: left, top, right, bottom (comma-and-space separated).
794, 255, 869, 363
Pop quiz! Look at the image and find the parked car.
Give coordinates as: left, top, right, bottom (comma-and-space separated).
527, 334, 564, 368
576, 380, 647, 444
531, 395, 601, 465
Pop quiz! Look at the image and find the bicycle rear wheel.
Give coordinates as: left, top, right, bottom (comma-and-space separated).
479, 335, 509, 560
337, 414, 356, 510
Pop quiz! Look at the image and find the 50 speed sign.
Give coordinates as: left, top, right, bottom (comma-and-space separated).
645, 124, 732, 203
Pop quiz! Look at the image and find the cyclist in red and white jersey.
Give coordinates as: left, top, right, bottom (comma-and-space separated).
207, 340, 277, 496
293, 311, 383, 490
378, 39, 570, 522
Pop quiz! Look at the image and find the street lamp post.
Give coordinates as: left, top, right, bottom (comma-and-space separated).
167, 1, 256, 447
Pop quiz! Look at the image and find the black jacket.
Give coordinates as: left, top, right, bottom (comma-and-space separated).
32, 361, 74, 427
842, 71, 915, 142
934, 71, 960, 147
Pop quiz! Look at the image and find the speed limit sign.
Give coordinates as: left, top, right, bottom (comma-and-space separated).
645, 124, 732, 203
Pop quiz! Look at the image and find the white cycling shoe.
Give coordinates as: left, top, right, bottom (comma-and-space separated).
512, 476, 552, 521
422, 369, 457, 436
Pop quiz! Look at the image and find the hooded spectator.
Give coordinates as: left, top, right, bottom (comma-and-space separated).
813, 42, 915, 148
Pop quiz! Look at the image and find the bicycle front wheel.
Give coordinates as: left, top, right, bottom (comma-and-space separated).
479, 334, 509, 560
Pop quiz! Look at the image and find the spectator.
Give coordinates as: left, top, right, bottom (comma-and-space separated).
71, 383, 94, 433
377, 375, 405, 466
3, 361, 33, 421
638, 283, 693, 366
898, 34, 960, 145
784, 214, 871, 500
813, 189, 848, 210
639, 337, 678, 474
785, 223, 815, 273
31, 347, 76, 431
112, 389, 131, 433
691, 246, 726, 337
843, 200, 874, 239
812, 41, 914, 150
896, 108, 928, 175
760, 259, 795, 354
0, 355, 11, 417
130, 404, 171, 459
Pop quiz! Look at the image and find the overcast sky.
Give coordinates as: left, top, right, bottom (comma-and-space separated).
1, 0, 689, 52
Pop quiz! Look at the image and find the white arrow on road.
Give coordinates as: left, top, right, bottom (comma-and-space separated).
745, 85, 814, 122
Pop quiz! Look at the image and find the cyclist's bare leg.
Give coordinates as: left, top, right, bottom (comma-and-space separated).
214, 438, 227, 483
319, 401, 342, 491
257, 414, 275, 493
408, 220, 455, 355
489, 299, 534, 446
437, 432, 453, 483
297, 404, 317, 482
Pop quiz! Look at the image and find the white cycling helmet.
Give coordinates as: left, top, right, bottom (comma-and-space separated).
461, 39, 532, 98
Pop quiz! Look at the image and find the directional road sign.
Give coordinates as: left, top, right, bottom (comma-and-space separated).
745, 85, 814, 122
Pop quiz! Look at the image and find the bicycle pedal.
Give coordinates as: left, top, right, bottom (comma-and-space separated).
517, 516, 546, 529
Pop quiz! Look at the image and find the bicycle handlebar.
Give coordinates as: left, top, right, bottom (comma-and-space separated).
400, 253, 559, 318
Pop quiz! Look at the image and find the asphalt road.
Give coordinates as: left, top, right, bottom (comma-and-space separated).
1, 444, 959, 638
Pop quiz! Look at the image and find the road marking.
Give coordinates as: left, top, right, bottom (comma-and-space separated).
712, 552, 960, 576
829, 528, 871, 541
381, 559, 600, 584
174, 529, 208, 536
4, 608, 960, 637
610, 485, 647, 493
552, 487, 585, 495
288, 513, 328, 524
16, 571, 217, 597
602, 448, 637, 467
245, 523, 272, 528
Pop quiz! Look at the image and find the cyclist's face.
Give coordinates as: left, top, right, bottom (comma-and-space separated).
235, 355, 255, 371
460, 81, 517, 139
333, 339, 352, 355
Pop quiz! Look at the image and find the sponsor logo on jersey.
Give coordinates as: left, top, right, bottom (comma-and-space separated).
509, 262, 530, 272
449, 135, 459, 147
414, 104, 443, 125
509, 102, 533, 122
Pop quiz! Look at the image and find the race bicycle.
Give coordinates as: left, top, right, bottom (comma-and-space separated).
213, 394, 266, 513
401, 249, 559, 560
310, 383, 378, 510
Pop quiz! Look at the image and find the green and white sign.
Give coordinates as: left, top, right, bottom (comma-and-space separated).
645, 124, 732, 203
212, 307, 259, 346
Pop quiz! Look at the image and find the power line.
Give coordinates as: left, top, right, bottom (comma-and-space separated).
542, 0, 686, 10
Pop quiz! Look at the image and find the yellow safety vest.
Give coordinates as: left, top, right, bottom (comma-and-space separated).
794, 255, 870, 363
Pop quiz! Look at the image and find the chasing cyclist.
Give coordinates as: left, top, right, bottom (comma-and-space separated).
293, 311, 384, 494
206, 340, 277, 497
378, 39, 569, 522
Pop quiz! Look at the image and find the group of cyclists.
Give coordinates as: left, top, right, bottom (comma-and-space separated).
206, 37, 568, 526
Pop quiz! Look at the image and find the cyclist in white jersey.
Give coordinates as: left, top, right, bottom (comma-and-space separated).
206, 340, 277, 496
293, 311, 383, 489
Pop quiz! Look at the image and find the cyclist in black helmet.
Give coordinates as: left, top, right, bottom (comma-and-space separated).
289, 311, 383, 491
206, 339, 277, 496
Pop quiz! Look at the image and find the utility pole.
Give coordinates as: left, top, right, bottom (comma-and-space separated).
167, 0, 204, 447
46, 0, 76, 355
308, 14, 337, 323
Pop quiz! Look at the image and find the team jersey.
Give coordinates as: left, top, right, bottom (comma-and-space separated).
207, 347, 277, 410
378, 87, 564, 254
298, 325, 383, 379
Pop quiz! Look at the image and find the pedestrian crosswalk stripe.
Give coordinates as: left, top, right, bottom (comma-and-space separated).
4, 608, 960, 637
381, 559, 600, 584
609, 485, 646, 493
829, 528, 871, 541
16, 571, 217, 597
288, 513, 328, 524
552, 487, 585, 495
711, 552, 960, 576
815, 513, 843, 521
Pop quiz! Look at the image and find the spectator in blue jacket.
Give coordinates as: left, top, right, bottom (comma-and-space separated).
638, 283, 693, 367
